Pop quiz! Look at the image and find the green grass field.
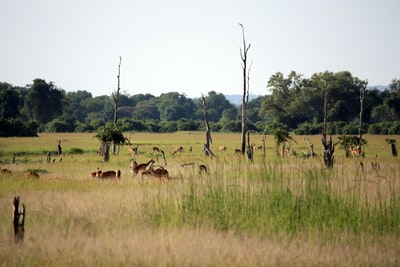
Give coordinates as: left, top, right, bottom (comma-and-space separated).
0, 132, 399, 266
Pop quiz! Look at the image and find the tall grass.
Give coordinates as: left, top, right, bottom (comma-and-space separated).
0, 133, 399, 266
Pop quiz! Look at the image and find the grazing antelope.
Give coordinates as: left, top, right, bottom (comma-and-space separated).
152, 146, 161, 154
171, 146, 183, 156
0, 167, 11, 174
149, 165, 170, 181
99, 169, 121, 180
253, 144, 263, 150
24, 171, 40, 178
218, 146, 227, 152
234, 149, 241, 154
199, 164, 208, 174
131, 159, 154, 176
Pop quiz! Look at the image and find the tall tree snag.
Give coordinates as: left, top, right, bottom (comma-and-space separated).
239, 23, 251, 155
13, 195, 25, 243
112, 56, 122, 154
200, 95, 215, 157
357, 79, 367, 156
322, 79, 334, 168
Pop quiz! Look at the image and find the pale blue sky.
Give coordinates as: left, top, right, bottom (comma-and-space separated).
1, 0, 399, 98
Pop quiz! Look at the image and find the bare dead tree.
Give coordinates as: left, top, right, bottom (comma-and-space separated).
200, 95, 215, 157
112, 56, 122, 154
322, 79, 334, 168
246, 131, 253, 162
239, 23, 251, 155
12, 196, 25, 243
357, 80, 368, 157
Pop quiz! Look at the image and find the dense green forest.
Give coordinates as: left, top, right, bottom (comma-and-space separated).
1, 70, 399, 137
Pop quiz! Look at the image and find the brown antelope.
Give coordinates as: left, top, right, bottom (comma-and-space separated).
90, 168, 101, 178
131, 159, 154, 176
130, 160, 138, 169
253, 144, 263, 150
0, 167, 11, 174
99, 169, 121, 180
234, 149, 241, 154
199, 164, 208, 174
152, 146, 161, 153
171, 146, 183, 155
128, 145, 139, 155
149, 165, 170, 181
218, 146, 226, 152
24, 171, 40, 178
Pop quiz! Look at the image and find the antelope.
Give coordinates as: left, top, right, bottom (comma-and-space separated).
24, 171, 40, 178
0, 167, 11, 174
90, 168, 101, 178
218, 146, 226, 152
131, 159, 154, 176
149, 165, 170, 181
130, 160, 138, 169
253, 144, 263, 150
128, 145, 139, 155
152, 146, 161, 153
99, 169, 121, 180
199, 164, 208, 174
234, 149, 241, 154
171, 146, 183, 156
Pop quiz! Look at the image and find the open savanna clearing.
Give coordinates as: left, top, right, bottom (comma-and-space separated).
0, 132, 399, 266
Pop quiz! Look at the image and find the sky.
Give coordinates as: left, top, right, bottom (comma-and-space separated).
1, 0, 399, 98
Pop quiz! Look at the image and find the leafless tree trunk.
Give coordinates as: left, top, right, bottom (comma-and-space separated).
12, 196, 25, 243
239, 23, 251, 155
322, 80, 334, 168
358, 80, 367, 157
246, 131, 253, 162
112, 56, 122, 154
200, 96, 215, 157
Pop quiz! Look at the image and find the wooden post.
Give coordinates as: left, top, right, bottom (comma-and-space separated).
12, 196, 25, 243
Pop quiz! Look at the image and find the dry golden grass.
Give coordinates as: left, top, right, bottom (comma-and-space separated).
0, 132, 399, 266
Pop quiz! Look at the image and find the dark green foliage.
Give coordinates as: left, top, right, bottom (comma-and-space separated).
94, 122, 127, 145
0, 119, 38, 137
1, 73, 399, 135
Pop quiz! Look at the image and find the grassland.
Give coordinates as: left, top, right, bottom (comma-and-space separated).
0, 132, 399, 266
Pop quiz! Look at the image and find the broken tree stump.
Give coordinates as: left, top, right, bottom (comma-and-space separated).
12, 196, 25, 243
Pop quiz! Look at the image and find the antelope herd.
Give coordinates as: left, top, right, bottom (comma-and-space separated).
2, 141, 319, 183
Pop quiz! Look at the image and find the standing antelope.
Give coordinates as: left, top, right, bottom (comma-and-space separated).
131, 159, 154, 176
90, 168, 101, 178
99, 169, 121, 180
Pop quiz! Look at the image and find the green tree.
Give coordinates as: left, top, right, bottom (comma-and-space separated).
0, 83, 21, 119
158, 92, 195, 121
24, 79, 65, 124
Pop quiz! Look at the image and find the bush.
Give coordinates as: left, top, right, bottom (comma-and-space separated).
45, 118, 74, 132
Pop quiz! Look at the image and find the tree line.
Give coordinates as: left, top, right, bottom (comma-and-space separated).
1, 70, 399, 137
